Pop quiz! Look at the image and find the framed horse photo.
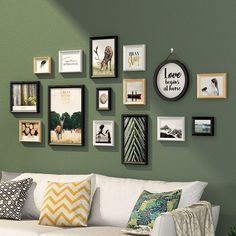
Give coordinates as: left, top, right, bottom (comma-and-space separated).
90, 36, 118, 78
48, 86, 84, 146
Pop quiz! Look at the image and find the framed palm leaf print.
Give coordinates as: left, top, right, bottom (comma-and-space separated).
122, 114, 148, 165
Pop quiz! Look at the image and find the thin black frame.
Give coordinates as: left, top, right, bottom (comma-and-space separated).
192, 117, 214, 136
153, 59, 189, 101
10, 81, 40, 113
90, 36, 118, 78
48, 85, 85, 146
121, 114, 148, 165
96, 88, 111, 111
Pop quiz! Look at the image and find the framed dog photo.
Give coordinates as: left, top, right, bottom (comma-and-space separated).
197, 73, 227, 99
90, 36, 118, 78
93, 120, 114, 146
192, 117, 214, 136
96, 88, 111, 111
33, 56, 51, 74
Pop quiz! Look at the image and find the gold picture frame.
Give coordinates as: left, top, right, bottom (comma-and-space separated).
33, 56, 51, 74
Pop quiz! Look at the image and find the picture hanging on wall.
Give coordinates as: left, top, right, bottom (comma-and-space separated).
93, 120, 114, 146
33, 56, 51, 74
10, 81, 40, 113
123, 44, 146, 71
48, 86, 84, 146
122, 115, 148, 165
197, 73, 227, 99
157, 116, 185, 141
192, 117, 214, 136
90, 36, 118, 78
96, 88, 111, 111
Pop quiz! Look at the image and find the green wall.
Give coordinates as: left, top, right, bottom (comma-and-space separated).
0, 0, 235, 234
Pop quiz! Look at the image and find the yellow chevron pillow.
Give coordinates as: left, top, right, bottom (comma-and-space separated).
38, 179, 91, 227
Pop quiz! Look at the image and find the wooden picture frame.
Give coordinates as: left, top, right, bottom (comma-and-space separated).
96, 88, 111, 111
192, 117, 214, 136
33, 56, 51, 74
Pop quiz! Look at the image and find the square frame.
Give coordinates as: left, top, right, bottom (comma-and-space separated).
122, 114, 148, 165
96, 88, 111, 111
123, 44, 146, 71
33, 56, 51, 74
10, 81, 40, 113
192, 117, 214, 136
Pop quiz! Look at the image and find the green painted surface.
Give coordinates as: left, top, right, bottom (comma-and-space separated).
0, 0, 235, 234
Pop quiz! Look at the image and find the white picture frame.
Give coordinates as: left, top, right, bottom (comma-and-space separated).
157, 116, 185, 142
123, 44, 146, 71
33, 56, 51, 74
59, 50, 83, 73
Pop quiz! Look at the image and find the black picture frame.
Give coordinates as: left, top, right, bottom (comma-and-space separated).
10, 81, 40, 113
192, 117, 214, 136
48, 85, 84, 146
96, 88, 111, 111
153, 59, 189, 101
90, 36, 118, 78
121, 114, 148, 165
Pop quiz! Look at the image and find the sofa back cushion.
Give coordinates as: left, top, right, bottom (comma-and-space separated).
88, 174, 207, 227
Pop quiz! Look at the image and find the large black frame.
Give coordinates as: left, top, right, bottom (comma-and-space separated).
192, 117, 214, 136
96, 87, 111, 111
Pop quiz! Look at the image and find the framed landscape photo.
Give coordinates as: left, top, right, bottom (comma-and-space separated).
192, 117, 214, 136
93, 120, 114, 146
123, 78, 146, 105
123, 44, 146, 71
197, 73, 227, 99
33, 56, 51, 74
10, 81, 40, 113
157, 116, 185, 141
90, 36, 118, 78
59, 50, 83, 73
122, 115, 148, 165
48, 86, 84, 146
19, 120, 42, 143
96, 88, 111, 111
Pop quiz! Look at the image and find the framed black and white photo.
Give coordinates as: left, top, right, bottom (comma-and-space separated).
96, 88, 111, 111
59, 50, 83, 73
48, 86, 84, 146
90, 36, 118, 78
33, 56, 51, 74
192, 117, 214, 136
93, 120, 114, 146
157, 116, 185, 141
122, 115, 148, 165
10, 81, 40, 113
123, 44, 146, 71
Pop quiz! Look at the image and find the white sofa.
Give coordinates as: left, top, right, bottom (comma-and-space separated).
0, 171, 220, 236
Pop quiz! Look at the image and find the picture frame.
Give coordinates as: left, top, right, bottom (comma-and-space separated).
157, 116, 185, 142
59, 50, 83, 73
10, 81, 40, 113
123, 44, 146, 71
19, 120, 42, 143
123, 78, 146, 105
122, 115, 148, 165
96, 88, 111, 111
93, 120, 114, 146
33, 56, 51, 74
90, 36, 118, 78
48, 86, 84, 146
197, 73, 227, 99
192, 117, 214, 136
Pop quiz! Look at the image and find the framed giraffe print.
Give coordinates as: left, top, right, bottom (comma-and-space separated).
48, 85, 84, 146
90, 36, 118, 78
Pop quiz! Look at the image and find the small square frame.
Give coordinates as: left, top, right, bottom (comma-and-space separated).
192, 117, 214, 136
96, 88, 111, 111
33, 56, 51, 74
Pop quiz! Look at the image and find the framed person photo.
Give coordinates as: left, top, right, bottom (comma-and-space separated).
93, 120, 114, 146
19, 120, 42, 143
90, 36, 118, 78
33, 56, 51, 74
48, 86, 84, 146
10, 81, 40, 113
123, 44, 146, 71
197, 73, 227, 99
123, 78, 146, 105
157, 116, 185, 142
96, 88, 111, 111
192, 117, 214, 136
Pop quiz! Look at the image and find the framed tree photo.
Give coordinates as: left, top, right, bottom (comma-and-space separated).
48, 86, 84, 146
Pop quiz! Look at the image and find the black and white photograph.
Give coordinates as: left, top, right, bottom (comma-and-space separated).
192, 117, 214, 136
157, 116, 185, 141
93, 120, 114, 146
96, 88, 111, 111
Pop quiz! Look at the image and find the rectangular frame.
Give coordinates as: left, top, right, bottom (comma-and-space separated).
48, 85, 84, 146
90, 36, 118, 78
122, 114, 148, 165
192, 117, 214, 136
96, 88, 111, 111
10, 81, 40, 113
33, 56, 51, 74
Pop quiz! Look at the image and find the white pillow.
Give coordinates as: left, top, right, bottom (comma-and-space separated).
89, 174, 207, 227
